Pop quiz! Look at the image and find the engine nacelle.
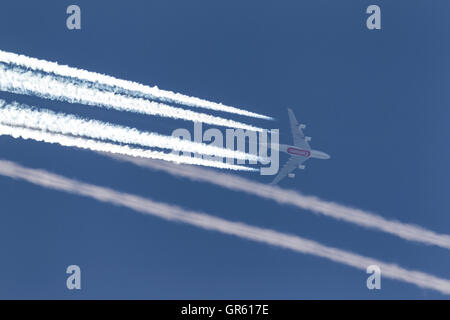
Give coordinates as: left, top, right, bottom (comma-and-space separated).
305, 136, 312, 142
288, 173, 295, 178
299, 165, 305, 169
299, 124, 306, 130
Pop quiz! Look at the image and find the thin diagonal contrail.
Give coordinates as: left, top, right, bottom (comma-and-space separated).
0, 159, 448, 295
0, 64, 264, 132
112, 156, 450, 250
0, 100, 262, 162
0, 49, 272, 120
0, 124, 256, 171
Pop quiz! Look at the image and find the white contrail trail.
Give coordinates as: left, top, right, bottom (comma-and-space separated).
0, 64, 264, 132
0, 124, 256, 171
0, 49, 272, 120
0, 100, 262, 163
0, 159, 448, 295
112, 156, 450, 250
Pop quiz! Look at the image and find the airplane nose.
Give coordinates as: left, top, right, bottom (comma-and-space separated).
311, 150, 330, 159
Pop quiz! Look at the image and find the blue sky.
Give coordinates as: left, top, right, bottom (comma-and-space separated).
0, 0, 449, 298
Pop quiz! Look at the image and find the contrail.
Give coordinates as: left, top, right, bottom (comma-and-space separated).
112, 156, 450, 250
0, 49, 272, 120
0, 100, 262, 163
0, 124, 256, 171
0, 64, 264, 132
0, 159, 449, 295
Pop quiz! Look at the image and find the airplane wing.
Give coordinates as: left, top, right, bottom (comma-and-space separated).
270, 156, 308, 185
288, 108, 310, 150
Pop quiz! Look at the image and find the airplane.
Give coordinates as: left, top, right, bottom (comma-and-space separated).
270, 108, 330, 185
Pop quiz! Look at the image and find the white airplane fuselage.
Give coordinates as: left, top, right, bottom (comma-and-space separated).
278, 144, 330, 160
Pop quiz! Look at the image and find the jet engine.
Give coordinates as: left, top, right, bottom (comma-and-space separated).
288, 173, 295, 178
299, 165, 305, 169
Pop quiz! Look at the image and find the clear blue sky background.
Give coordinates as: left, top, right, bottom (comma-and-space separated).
0, 0, 449, 299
